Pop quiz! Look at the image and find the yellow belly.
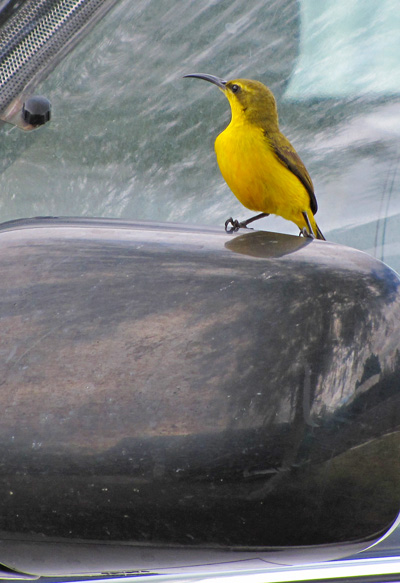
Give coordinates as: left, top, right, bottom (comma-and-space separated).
215, 123, 312, 231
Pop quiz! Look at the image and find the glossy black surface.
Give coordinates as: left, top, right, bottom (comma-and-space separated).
0, 218, 400, 556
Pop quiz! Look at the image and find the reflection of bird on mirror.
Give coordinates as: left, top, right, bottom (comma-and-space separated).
225, 230, 313, 259
184, 74, 325, 240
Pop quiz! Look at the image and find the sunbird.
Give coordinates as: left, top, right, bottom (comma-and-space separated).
184, 73, 325, 240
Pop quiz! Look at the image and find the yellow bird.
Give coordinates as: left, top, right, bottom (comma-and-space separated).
184, 74, 325, 240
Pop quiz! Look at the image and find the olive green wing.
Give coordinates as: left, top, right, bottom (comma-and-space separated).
266, 131, 318, 215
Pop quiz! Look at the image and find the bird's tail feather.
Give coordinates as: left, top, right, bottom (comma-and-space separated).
315, 223, 325, 241
303, 212, 326, 241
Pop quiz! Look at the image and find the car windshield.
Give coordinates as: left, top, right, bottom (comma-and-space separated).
1, 0, 399, 273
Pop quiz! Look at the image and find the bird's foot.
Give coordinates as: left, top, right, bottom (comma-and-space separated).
299, 227, 315, 239
225, 217, 252, 233
225, 212, 270, 233
300, 211, 316, 239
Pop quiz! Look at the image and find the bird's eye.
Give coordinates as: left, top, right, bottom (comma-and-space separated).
231, 84, 240, 93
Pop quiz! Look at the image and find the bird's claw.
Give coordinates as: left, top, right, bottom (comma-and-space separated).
299, 227, 315, 239
300, 211, 316, 239
225, 217, 252, 233
225, 217, 241, 233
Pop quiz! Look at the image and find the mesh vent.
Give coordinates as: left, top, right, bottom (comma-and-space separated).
0, 0, 119, 113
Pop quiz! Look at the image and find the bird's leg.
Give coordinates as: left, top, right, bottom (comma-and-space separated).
299, 211, 315, 239
225, 212, 269, 233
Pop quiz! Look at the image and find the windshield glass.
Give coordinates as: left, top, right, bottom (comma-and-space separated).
1, 0, 399, 271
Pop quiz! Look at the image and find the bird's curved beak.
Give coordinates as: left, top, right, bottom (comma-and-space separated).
183, 73, 227, 90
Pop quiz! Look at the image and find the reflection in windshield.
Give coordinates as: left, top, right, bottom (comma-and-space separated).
0, 0, 399, 271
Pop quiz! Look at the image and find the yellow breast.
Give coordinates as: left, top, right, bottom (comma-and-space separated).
215, 122, 311, 224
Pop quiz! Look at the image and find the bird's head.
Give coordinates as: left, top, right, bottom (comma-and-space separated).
184, 73, 279, 129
